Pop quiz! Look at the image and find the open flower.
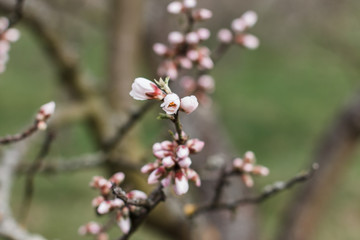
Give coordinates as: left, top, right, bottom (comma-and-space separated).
161, 93, 180, 114
180, 95, 199, 114
130, 78, 165, 100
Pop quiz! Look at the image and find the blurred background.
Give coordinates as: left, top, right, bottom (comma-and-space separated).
1, 0, 360, 239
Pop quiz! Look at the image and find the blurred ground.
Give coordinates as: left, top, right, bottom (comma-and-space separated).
1, 0, 360, 239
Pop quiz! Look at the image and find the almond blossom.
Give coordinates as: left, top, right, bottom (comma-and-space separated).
232, 151, 269, 187
141, 135, 204, 195
130, 77, 166, 100
180, 95, 199, 114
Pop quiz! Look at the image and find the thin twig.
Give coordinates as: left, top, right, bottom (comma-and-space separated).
112, 186, 150, 208
189, 163, 319, 217
18, 131, 55, 224
0, 120, 39, 145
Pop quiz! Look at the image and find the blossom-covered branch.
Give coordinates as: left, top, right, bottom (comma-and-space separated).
186, 163, 319, 218
0, 102, 55, 145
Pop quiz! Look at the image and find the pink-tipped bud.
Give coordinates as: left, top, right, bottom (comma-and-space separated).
92, 196, 105, 207
141, 162, 159, 174
130, 77, 165, 100
97, 201, 111, 214
176, 145, 190, 159
242, 10, 258, 28
161, 174, 172, 187
0, 17, 9, 31
161, 93, 181, 115
4, 28, 20, 42
78, 222, 101, 235
167, 1, 183, 14
183, 0, 197, 9
232, 158, 243, 169
117, 209, 131, 234
198, 75, 215, 93
162, 156, 175, 168
109, 172, 125, 185
253, 166, 269, 176
178, 57, 193, 69
186, 32, 200, 45
180, 76, 197, 92
244, 151, 256, 163
231, 18, 247, 32
199, 56, 214, 70
111, 198, 125, 208
197, 28, 211, 41
242, 163, 254, 172
153, 43, 168, 56
178, 157, 192, 168
39, 101, 56, 118
168, 31, 185, 45
174, 171, 189, 195
217, 28, 233, 44
180, 95, 199, 114
240, 34, 259, 49
148, 167, 166, 184
241, 174, 254, 187
160, 140, 174, 150
187, 138, 205, 153
157, 60, 178, 80
186, 49, 199, 61
127, 190, 147, 200
186, 168, 201, 187
193, 8, 213, 21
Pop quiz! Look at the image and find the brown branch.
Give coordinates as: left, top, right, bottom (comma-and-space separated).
112, 186, 150, 208
18, 131, 55, 224
189, 163, 319, 218
118, 185, 166, 240
0, 121, 39, 145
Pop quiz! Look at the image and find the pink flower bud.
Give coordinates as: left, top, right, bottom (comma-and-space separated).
117, 209, 131, 234
167, 1, 183, 14
161, 93, 180, 114
241, 174, 254, 187
152, 142, 162, 152
242, 10, 258, 28
232, 158, 243, 169
161, 174, 172, 187
162, 156, 175, 168
193, 9, 212, 21
78, 222, 101, 235
109, 172, 125, 185
180, 76, 197, 92
198, 75, 215, 92
242, 163, 254, 172
178, 157, 192, 168
244, 151, 255, 163
183, 0, 197, 9
186, 168, 201, 187
174, 171, 189, 195
37, 121, 47, 130
252, 166, 269, 176
157, 60, 178, 80
217, 28, 233, 44
141, 162, 159, 174
153, 43, 168, 56
186, 49, 199, 61
177, 57, 193, 69
97, 201, 111, 214
92, 196, 105, 207
168, 31, 184, 45
111, 198, 125, 208
199, 56, 214, 69
4, 28, 20, 42
148, 167, 166, 184
0, 17, 9, 31
186, 138, 204, 153
130, 77, 165, 100
197, 28, 211, 41
180, 95, 199, 114
39, 101, 56, 118
176, 145, 190, 158
185, 32, 200, 45
127, 190, 147, 200
160, 140, 174, 150
240, 34, 259, 49
97, 233, 109, 240
231, 18, 247, 32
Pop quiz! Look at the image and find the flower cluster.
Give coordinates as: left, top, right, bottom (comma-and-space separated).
36, 101, 56, 130
153, 0, 213, 80
141, 135, 204, 195
130, 77, 199, 115
217, 11, 259, 49
232, 151, 269, 187
79, 172, 147, 238
0, 17, 20, 74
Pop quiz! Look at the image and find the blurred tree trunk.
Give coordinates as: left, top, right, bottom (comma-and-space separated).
278, 91, 360, 240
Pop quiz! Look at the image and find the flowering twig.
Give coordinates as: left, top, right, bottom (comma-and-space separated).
112, 186, 150, 208
0, 102, 55, 145
187, 163, 319, 218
